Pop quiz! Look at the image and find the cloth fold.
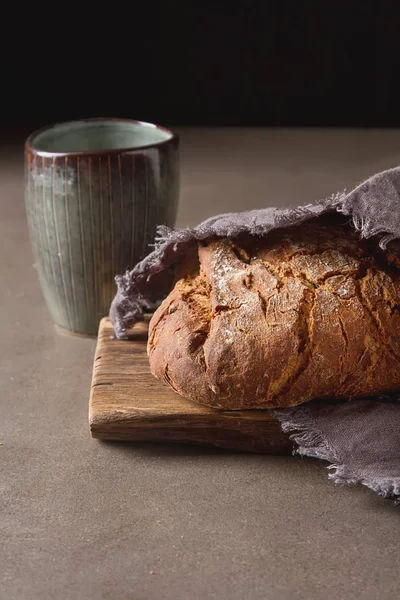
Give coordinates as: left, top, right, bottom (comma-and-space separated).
275, 397, 400, 502
109, 167, 400, 501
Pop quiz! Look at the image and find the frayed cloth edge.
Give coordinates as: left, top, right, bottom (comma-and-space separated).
272, 406, 400, 504
109, 166, 400, 337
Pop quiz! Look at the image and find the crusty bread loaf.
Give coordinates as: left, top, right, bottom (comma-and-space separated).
147, 216, 400, 409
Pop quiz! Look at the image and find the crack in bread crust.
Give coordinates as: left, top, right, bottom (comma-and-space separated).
337, 314, 349, 390
267, 286, 316, 403
148, 218, 400, 409
356, 271, 400, 363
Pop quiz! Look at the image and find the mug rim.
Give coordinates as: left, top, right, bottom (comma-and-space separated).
25, 117, 178, 157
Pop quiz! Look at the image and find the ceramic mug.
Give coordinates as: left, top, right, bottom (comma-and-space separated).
24, 118, 179, 336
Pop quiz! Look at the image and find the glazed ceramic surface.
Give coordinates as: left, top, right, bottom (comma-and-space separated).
25, 118, 179, 336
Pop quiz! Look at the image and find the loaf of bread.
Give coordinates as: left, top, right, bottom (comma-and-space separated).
147, 216, 400, 409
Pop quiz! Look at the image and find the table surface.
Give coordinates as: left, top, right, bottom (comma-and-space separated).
2, 128, 400, 600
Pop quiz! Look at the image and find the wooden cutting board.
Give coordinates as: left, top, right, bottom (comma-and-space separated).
89, 317, 292, 453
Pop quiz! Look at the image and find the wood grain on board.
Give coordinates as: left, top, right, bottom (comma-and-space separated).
89, 318, 292, 453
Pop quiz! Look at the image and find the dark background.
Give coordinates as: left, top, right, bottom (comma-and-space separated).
3, 2, 400, 138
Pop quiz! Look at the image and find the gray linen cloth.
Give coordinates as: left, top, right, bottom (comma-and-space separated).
109, 168, 400, 502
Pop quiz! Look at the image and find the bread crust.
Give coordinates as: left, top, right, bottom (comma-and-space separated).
147, 218, 400, 409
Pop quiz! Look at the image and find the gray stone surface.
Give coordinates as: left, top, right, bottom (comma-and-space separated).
1, 129, 400, 600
